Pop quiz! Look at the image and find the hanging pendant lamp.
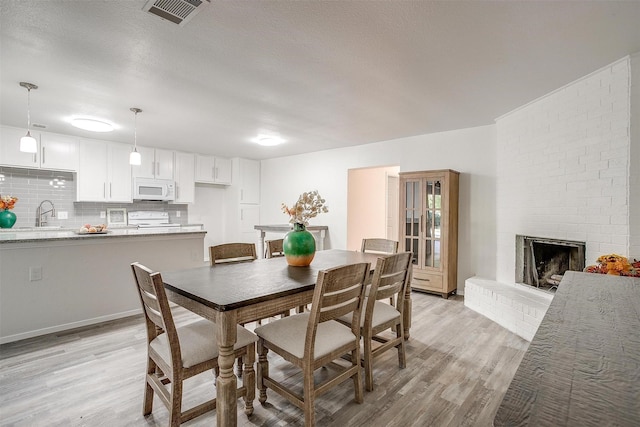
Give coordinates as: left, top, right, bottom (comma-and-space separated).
19, 82, 38, 153
129, 107, 142, 166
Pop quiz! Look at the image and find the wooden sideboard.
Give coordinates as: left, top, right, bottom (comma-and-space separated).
494, 271, 640, 426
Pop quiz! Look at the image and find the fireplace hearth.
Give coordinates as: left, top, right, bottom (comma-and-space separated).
515, 235, 586, 290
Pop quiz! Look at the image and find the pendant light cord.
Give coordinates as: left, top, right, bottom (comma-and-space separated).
26, 87, 32, 132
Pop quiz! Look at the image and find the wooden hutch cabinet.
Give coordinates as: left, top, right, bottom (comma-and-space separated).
399, 170, 459, 298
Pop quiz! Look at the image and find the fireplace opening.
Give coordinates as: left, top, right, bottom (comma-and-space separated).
515, 235, 586, 290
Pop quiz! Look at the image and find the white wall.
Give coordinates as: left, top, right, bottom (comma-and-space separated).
495, 56, 637, 284
260, 124, 497, 293
630, 53, 640, 258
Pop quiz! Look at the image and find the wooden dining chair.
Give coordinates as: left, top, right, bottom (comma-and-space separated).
264, 239, 284, 258
361, 238, 399, 255
130, 262, 258, 427
337, 252, 412, 391
255, 262, 370, 426
209, 242, 257, 266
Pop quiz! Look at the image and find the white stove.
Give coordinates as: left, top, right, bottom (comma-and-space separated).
127, 211, 180, 228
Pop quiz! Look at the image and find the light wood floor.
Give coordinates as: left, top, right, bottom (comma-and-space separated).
0, 292, 528, 427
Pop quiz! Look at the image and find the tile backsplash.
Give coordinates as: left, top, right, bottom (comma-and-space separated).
0, 167, 188, 228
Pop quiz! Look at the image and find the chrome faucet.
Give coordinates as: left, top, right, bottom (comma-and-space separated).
36, 200, 56, 227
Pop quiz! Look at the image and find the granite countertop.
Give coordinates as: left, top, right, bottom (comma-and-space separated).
0, 226, 206, 244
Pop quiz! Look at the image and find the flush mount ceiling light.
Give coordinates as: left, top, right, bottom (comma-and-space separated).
19, 82, 38, 153
129, 107, 142, 166
253, 135, 285, 146
70, 117, 114, 132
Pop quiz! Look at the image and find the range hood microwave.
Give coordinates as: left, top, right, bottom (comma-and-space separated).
133, 177, 175, 201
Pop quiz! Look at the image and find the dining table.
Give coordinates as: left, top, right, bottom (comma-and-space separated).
162, 249, 412, 427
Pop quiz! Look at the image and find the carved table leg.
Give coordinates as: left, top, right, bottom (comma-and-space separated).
216, 311, 238, 427
243, 342, 255, 415
257, 340, 269, 404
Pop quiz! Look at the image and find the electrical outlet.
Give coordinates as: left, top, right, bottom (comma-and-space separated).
29, 266, 43, 281
176, 211, 181, 218
100, 211, 106, 219
57, 211, 68, 219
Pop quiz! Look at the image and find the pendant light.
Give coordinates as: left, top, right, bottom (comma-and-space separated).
129, 107, 142, 166
19, 82, 38, 153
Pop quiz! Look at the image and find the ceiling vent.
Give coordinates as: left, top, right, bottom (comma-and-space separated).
143, 0, 210, 26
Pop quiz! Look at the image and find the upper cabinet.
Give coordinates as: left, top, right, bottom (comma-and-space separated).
131, 146, 174, 180
0, 126, 78, 171
195, 154, 232, 185
77, 139, 132, 202
173, 151, 195, 204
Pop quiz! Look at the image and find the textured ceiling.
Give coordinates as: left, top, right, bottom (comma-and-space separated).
1, 1, 640, 160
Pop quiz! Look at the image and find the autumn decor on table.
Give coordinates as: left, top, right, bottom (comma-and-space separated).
281, 190, 329, 266
0, 195, 18, 229
584, 254, 640, 277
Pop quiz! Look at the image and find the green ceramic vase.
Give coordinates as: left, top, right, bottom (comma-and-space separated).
283, 222, 316, 266
0, 209, 17, 229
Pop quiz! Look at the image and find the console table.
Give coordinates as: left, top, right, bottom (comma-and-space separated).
254, 224, 328, 258
494, 271, 640, 426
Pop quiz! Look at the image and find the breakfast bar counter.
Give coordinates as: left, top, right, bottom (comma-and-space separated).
0, 227, 207, 344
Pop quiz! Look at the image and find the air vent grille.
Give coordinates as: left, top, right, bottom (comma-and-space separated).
143, 0, 209, 26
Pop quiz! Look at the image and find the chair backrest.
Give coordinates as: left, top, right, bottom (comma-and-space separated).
265, 239, 284, 258
130, 262, 182, 367
365, 252, 412, 321
361, 238, 399, 255
209, 243, 257, 266
306, 263, 370, 356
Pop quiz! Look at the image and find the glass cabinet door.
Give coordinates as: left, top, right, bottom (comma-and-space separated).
423, 179, 442, 269
402, 179, 420, 267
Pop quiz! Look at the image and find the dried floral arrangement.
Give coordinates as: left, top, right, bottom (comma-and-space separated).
584, 253, 640, 277
0, 195, 18, 210
281, 190, 328, 226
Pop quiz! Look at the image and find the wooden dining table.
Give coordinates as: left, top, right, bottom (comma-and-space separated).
162, 249, 412, 427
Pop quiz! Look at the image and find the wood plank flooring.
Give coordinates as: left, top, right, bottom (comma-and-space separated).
0, 292, 528, 426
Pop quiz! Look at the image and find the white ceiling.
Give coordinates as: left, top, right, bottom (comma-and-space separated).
1, 1, 640, 160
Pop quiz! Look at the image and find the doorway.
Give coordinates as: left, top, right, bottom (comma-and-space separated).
346, 165, 400, 251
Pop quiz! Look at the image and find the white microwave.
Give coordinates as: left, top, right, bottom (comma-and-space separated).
133, 177, 175, 201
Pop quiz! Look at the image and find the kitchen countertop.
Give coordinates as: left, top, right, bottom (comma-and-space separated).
0, 226, 206, 244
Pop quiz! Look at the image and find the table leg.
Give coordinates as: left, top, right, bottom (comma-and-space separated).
216, 311, 238, 426
256, 230, 266, 259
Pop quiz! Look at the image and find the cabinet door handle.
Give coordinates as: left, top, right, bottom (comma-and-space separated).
110, 183, 112, 198
152, 161, 155, 176
214, 167, 218, 180
156, 162, 160, 176
212, 167, 215, 179
241, 210, 244, 221
103, 183, 106, 198
42, 146, 45, 164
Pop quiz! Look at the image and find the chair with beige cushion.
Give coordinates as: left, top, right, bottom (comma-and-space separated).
130, 262, 258, 427
361, 238, 399, 255
264, 239, 284, 258
337, 251, 412, 391
255, 262, 370, 426
209, 242, 257, 266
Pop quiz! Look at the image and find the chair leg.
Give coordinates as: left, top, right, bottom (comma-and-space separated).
236, 357, 243, 377
363, 334, 374, 392
352, 347, 364, 404
143, 357, 156, 415
396, 324, 406, 369
257, 340, 269, 404
243, 343, 256, 416
303, 367, 315, 426
169, 375, 183, 427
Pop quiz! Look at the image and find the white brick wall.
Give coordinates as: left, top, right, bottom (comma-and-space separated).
495, 56, 636, 284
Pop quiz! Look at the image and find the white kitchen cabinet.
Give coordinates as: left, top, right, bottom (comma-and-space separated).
195, 154, 232, 185
173, 151, 195, 204
238, 158, 260, 204
132, 146, 174, 180
77, 139, 132, 202
0, 126, 78, 171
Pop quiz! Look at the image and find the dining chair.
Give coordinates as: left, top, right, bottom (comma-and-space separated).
361, 238, 399, 255
130, 262, 258, 427
264, 238, 284, 258
337, 252, 412, 391
209, 242, 257, 266
255, 262, 370, 426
